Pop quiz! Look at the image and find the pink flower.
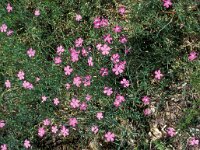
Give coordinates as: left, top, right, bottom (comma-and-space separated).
105, 132, 115, 142
112, 61, 126, 75
111, 53, 120, 64
65, 83, 71, 90
38, 127, 45, 137
96, 112, 103, 120
64, 65, 73, 76
96, 43, 102, 51
5, 80, 11, 88
24, 139, 31, 149
75, 38, 84, 47
188, 137, 199, 146
22, 81, 33, 90
103, 34, 112, 44
154, 69, 164, 80
83, 75, 91, 87
69, 48, 80, 62
17, 70, 25, 80
0, 24, 7, 32
0, 120, 5, 128
27, 48, 36, 58
143, 108, 151, 116
100, 44, 111, 55
60, 126, 69, 137
114, 94, 125, 107
163, 0, 172, 8
81, 48, 88, 57
120, 78, 130, 88
75, 14, 82, 21
93, 17, 109, 28
80, 102, 87, 111
188, 51, 198, 61
166, 127, 176, 137
70, 98, 80, 108
118, 6, 126, 15
6, 30, 13, 36
34, 9, 40, 16
91, 125, 99, 134
6, 3, 13, 13
43, 119, 51, 126
41, 96, 47, 103
113, 25, 122, 33
142, 96, 150, 105
54, 56, 62, 64
73, 76, 82, 87
85, 94, 92, 101
51, 125, 58, 134
36, 77, 40, 82
69, 118, 78, 127
88, 57, 93, 66
103, 87, 113, 96
100, 68, 108, 76
119, 36, 128, 44
1, 144, 7, 150
53, 98, 60, 106
56, 45, 65, 55
101, 18, 109, 27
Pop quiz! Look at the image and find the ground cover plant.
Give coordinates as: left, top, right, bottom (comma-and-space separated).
0, 0, 199, 149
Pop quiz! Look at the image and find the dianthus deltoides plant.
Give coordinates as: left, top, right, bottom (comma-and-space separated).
0, 0, 199, 149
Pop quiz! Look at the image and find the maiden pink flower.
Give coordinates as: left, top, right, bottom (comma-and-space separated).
56, 45, 65, 55
154, 69, 164, 80
75, 14, 82, 21
6, 3, 13, 13
60, 126, 69, 137
1, 144, 7, 150
114, 94, 125, 107
96, 112, 103, 120
0, 120, 5, 128
88, 57, 93, 66
34, 9, 40, 16
73, 76, 82, 87
43, 119, 51, 126
188, 51, 198, 61
105, 132, 115, 142
6, 30, 13, 36
113, 25, 122, 33
142, 96, 150, 105
101, 18, 109, 27
54, 56, 62, 64
51, 125, 58, 134
75, 37, 84, 47
120, 78, 130, 88
96, 43, 102, 51
118, 6, 126, 15
100, 44, 111, 55
188, 137, 199, 146
5, 80, 11, 88
81, 48, 88, 57
64, 65, 73, 76
22, 81, 33, 90
112, 61, 126, 75
83, 75, 91, 87
69, 48, 80, 62
100, 68, 108, 76
85, 94, 92, 101
103, 87, 113, 96
111, 53, 120, 64
0, 24, 7, 32
103, 34, 113, 44
24, 139, 31, 149
41, 96, 47, 103
38, 127, 45, 137
166, 127, 176, 137
119, 36, 128, 44
143, 108, 151, 116
93, 17, 101, 28
65, 83, 71, 90
69, 118, 78, 127
27, 48, 35, 58
70, 98, 80, 108
163, 0, 172, 8
53, 98, 60, 106
80, 102, 87, 111
91, 125, 99, 134
36, 77, 40, 82
17, 70, 25, 80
